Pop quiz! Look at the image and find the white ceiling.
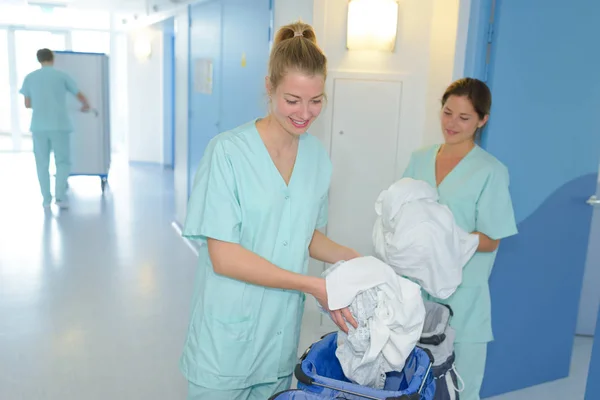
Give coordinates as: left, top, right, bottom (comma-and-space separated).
0, 0, 148, 13
0, 0, 196, 30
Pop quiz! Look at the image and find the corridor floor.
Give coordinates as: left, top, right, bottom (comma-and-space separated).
0, 153, 195, 399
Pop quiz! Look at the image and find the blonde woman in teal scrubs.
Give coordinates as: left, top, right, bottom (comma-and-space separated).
403, 78, 518, 400
180, 22, 359, 400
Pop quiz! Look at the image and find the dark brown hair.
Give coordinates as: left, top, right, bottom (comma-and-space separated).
442, 78, 492, 118
442, 78, 492, 141
268, 21, 327, 91
37, 48, 54, 63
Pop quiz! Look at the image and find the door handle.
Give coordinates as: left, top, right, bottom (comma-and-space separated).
587, 195, 600, 206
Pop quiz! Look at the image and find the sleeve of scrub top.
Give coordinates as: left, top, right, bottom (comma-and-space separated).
182, 139, 242, 244
64, 73, 79, 95
475, 165, 518, 240
316, 193, 329, 229
19, 77, 30, 97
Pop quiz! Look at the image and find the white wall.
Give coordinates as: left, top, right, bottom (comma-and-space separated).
173, 9, 190, 226
274, 0, 314, 28
127, 28, 164, 163
310, 0, 458, 173
422, 0, 461, 146
110, 32, 129, 153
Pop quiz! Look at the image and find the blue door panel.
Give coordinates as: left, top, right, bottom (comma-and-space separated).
474, 1, 600, 396
220, 0, 272, 132
186, 0, 272, 195
187, 0, 222, 195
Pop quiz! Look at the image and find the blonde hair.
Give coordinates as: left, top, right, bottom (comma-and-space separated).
268, 21, 327, 91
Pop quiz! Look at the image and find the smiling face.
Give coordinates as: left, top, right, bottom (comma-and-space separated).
440, 95, 489, 145
267, 70, 325, 136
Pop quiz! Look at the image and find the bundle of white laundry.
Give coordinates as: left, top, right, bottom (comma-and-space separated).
372, 177, 479, 300
324, 256, 426, 389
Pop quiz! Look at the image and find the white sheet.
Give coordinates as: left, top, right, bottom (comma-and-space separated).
372, 178, 479, 299
325, 256, 426, 388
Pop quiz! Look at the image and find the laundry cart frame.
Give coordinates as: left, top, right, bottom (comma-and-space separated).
271, 332, 435, 400
53, 51, 111, 193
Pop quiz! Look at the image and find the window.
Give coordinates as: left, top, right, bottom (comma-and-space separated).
0, 30, 10, 135
0, 5, 111, 31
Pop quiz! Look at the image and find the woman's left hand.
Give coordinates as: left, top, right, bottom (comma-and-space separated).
330, 307, 358, 333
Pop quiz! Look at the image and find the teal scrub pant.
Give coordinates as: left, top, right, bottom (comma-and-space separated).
454, 342, 488, 400
187, 375, 292, 400
32, 130, 71, 205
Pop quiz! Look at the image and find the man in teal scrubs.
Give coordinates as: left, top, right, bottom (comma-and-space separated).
20, 48, 90, 209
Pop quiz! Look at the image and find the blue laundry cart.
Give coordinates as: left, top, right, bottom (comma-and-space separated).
270, 332, 435, 400
269, 390, 330, 399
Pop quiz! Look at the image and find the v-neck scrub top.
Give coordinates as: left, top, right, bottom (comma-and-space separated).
180, 120, 332, 389
402, 144, 518, 343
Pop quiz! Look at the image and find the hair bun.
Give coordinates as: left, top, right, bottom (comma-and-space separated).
268, 20, 327, 91
274, 21, 317, 46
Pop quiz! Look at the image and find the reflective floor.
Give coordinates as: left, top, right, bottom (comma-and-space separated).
0, 132, 33, 152
488, 336, 592, 400
0, 153, 195, 400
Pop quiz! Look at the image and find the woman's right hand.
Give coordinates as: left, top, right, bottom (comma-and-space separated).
310, 277, 358, 333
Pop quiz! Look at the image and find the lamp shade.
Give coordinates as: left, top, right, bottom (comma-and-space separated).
347, 0, 399, 51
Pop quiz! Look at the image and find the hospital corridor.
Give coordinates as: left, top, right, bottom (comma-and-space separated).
1, 0, 600, 399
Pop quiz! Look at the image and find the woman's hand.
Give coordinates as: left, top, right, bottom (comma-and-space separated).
330, 309, 358, 334
473, 231, 500, 252
310, 278, 358, 333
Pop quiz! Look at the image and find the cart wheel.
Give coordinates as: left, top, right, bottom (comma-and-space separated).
101, 177, 107, 193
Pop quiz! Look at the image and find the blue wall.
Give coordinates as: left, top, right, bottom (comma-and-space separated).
162, 17, 175, 168
187, 0, 222, 196
219, 0, 272, 132
463, 0, 493, 81
186, 0, 273, 195
463, 0, 600, 397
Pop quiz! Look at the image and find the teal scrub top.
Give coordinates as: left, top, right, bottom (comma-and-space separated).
180, 120, 331, 389
19, 66, 80, 132
403, 144, 518, 343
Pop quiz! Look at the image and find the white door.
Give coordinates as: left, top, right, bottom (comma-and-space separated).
298, 77, 404, 354
327, 78, 403, 257
577, 171, 600, 336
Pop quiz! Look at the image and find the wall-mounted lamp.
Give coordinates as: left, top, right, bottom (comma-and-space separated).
347, 0, 399, 52
134, 34, 152, 61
